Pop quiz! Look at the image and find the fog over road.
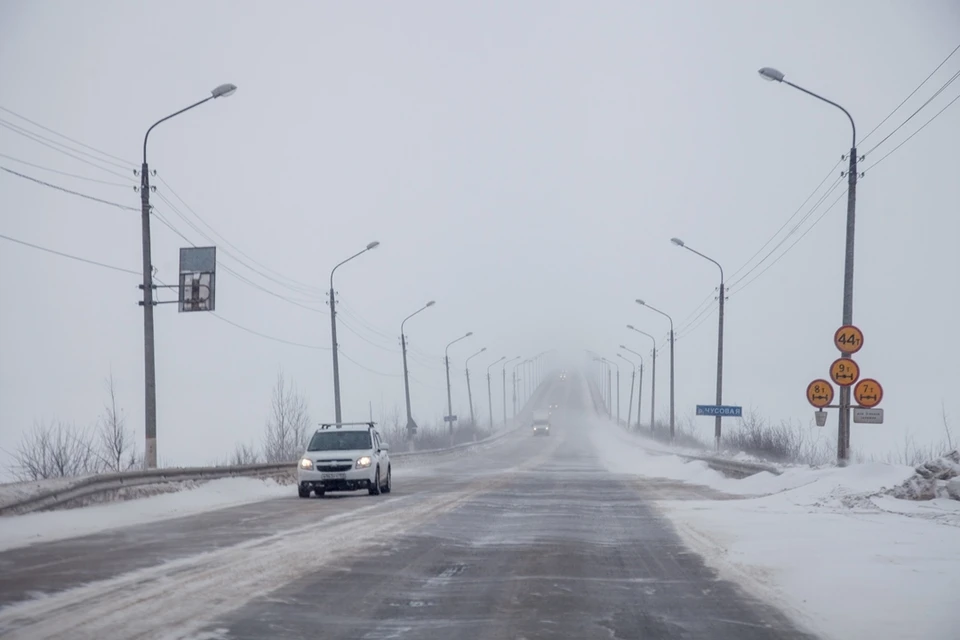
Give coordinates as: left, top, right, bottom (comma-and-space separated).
0, 375, 815, 639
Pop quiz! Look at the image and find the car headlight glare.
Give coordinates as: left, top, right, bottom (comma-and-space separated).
356, 456, 372, 468
299, 458, 314, 470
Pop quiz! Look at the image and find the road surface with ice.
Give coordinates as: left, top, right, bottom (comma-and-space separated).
0, 375, 816, 639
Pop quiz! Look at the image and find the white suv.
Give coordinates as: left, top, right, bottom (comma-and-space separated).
297, 422, 391, 498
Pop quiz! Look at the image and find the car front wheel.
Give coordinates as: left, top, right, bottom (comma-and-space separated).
368, 468, 382, 496
382, 467, 392, 494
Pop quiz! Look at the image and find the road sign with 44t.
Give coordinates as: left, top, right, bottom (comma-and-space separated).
829, 358, 860, 387
806, 379, 834, 408
834, 325, 864, 354
854, 378, 883, 408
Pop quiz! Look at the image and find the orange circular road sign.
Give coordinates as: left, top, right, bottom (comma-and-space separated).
834, 325, 864, 354
854, 378, 884, 408
806, 379, 834, 408
829, 358, 860, 387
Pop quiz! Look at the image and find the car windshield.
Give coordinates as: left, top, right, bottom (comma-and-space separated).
307, 430, 372, 452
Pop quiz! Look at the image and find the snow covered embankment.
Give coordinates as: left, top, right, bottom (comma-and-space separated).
0, 477, 291, 552
588, 416, 960, 640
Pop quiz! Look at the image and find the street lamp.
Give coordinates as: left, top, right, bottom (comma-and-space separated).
512, 359, 527, 418
502, 356, 521, 425
139, 82, 237, 469
486, 356, 506, 430
400, 300, 435, 439
672, 237, 726, 450
444, 331, 473, 441
626, 326, 656, 431
620, 345, 645, 430
605, 357, 620, 425
465, 347, 487, 428
329, 241, 380, 423
636, 300, 675, 439
759, 66, 859, 464
617, 353, 636, 430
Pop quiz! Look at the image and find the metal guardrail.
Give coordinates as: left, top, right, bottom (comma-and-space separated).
1, 384, 551, 517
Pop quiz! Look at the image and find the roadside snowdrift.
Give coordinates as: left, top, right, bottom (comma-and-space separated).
0, 477, 291, 552
588, 416, 960, 640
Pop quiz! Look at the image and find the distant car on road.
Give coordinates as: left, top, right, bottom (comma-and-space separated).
297, 422, 391, 498
532, 409, 551, 436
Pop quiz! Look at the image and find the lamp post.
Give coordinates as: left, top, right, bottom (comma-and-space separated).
636, 300, 675, 439
444, 332, 473, 441
400, 300, 435, 439
671, 237, 726, 450
503, 356, 520, 425
759, 66, 859, 464
465, 347, 487, 428
329, 241, 380, 423
620, 345, 645, 430
626, 325, 656, 432
606, 357, 620, 425
617, 353, 635, 430
486, 356, 505, 430
139, 82, 236, 469
512, 359, 526, 418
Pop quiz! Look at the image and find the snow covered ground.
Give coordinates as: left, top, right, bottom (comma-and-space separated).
0, 477, 292, 552
589, 415, 960, 640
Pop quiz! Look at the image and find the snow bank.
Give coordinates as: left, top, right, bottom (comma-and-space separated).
0, 477, 291, 552
665, 483, 960, 640
588, 412, 960, 639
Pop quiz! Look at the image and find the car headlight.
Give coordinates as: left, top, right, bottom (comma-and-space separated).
299, 458, 314, 470
356, 456, 372, 468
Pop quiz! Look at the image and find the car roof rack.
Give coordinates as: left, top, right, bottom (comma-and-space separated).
317, 421, 376, 430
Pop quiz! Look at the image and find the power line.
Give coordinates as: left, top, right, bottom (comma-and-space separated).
155, 175, 325, 297
0, 232, 140, 274
0, 104, 136, 168
727, 177, 845, 290
1, 166, 138, 211
153, 191, 326, 303
730, 187, 849, 297
0, 119, 134, 178
0, 153, 134, 187
728, 161, 842, 282
149, 207, 329, 314
861, 41, 960, 145
338, 348, 402, 377
863, 91, 960, 172
208, 313, 330, 350
864, 68, 960, 156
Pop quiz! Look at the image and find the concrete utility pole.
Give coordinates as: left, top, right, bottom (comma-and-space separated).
139, 82, 236, 469
626, 326, 656, 432
671, 238, 725, 450
759, 66, 859, 464
465, 347, 486, 427
502, 356, 520, 425
487, 356, 505, 429
329, 241, 380, 423
400, 300, 435, 439
444, 332, 473, 442
618, 353, 635, 430
636, 300, 675, 439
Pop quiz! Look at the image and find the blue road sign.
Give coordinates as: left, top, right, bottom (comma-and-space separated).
696, 405, 742, 417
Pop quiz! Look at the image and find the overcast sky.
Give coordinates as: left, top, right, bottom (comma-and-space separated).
1, 1, 958, 472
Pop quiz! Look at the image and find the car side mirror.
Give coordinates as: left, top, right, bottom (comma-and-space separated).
380, 443, 389, 452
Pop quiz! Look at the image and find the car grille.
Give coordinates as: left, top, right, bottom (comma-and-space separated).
315, 462, 353, 472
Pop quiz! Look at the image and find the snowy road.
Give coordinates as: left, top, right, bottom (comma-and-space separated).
0, 378, 815, 639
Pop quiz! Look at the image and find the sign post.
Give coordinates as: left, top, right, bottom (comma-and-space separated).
805, 327, 884, 457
